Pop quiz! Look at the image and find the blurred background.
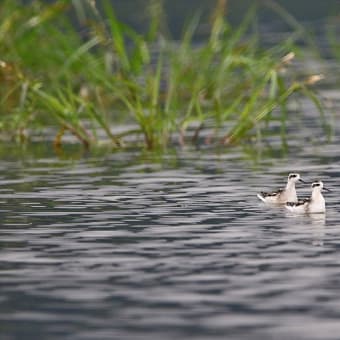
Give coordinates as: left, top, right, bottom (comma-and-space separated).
106, 0, 340, 38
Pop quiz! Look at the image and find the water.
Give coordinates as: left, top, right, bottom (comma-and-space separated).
108, 0, 340, 38
0, 128, 340, 340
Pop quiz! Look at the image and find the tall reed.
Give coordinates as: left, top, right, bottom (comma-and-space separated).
0, 0, 326, 150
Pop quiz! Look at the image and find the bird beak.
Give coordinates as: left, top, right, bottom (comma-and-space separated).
323, 187, 331, 192
299, 178, 308, 184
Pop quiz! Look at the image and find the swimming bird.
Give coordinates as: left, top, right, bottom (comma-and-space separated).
257, 173, 306, 204
285, 180, 330, 214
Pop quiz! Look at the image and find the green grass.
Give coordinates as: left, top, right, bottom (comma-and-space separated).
0, 0, 327, 151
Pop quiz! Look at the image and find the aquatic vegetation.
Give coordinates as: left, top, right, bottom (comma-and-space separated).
0, 0, 326, 150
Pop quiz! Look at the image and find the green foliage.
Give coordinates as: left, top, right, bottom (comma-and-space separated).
0, 0, 326, 150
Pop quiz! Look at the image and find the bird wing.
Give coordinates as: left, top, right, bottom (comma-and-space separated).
261, 188, 284, 198
286, 198, 310, 207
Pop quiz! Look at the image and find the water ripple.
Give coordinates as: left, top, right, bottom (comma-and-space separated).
0, 149, 340, 339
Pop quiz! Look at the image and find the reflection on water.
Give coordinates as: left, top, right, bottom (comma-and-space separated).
310, 215, 326, 247
0, 144, 339, 340
285, 212, 326, 246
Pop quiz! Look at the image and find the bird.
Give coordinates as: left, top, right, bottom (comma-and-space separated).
285, 180, 330, 214
257, 173, 306, 204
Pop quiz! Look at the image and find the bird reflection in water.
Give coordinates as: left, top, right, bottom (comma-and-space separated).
310, 213, 326, 247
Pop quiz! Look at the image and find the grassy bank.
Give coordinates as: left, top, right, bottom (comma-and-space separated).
0, 0, 326, 151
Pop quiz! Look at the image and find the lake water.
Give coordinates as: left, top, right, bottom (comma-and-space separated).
1, 102, 340, 340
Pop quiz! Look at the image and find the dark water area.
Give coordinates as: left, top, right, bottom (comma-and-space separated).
1, 102, 340, 340
109, 0, 340, 38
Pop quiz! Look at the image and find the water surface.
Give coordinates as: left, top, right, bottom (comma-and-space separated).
0, 132, 340, 340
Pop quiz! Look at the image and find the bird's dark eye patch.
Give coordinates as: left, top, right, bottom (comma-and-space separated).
289, 174, 297, 178
312, 183, 320, 187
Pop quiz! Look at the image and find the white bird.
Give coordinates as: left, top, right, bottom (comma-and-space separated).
257, 173, 306, 204
285, 180, 330, 214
